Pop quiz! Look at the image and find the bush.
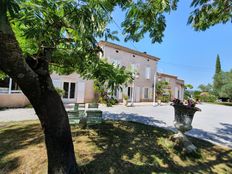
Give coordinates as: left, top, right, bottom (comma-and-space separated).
161, 95, 170, 103
55, 87, 65, 97
199, 92, 217, 102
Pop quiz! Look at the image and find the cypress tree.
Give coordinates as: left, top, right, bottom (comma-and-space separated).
215, 54, 221, 74
213, 54, 223, 97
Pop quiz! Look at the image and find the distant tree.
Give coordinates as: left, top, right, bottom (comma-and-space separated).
198, 83, 213, 93
219, 70, 232, 100
220, 83, 232, 101
184, 84, 193, 90
213, 55, 224, 96
215, 54, 222, 74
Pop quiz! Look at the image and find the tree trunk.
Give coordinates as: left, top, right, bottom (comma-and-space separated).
0, 19, 79, 174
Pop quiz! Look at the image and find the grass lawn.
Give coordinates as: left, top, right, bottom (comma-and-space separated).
214, 102, 232, 107
0, 121, 232, 174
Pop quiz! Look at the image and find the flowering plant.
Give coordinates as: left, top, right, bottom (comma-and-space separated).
172, 98, 196, 108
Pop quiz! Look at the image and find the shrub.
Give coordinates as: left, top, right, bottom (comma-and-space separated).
55, 87, 65, 97
199, 92, 217, 102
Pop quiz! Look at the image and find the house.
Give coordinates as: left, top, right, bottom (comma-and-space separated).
1, 41, 186, 107
157, 73, 185, 101
51, 41, 160, 103
51, 73, 95, 103
98, 41, 160, 102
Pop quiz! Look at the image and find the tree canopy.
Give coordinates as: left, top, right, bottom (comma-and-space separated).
188, 0, 232, 31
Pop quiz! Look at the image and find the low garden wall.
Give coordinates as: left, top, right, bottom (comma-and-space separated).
0, 93, 30, 108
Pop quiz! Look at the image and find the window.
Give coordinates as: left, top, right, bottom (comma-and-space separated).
112, 59, 120, 66
63, 82, 69, 98
144, 88, 149, 99
165, 77, 170, 83
70, 83, 76, 99
145, 66, 151, 79
63, 82, 76, 99
128, 87, 133, 99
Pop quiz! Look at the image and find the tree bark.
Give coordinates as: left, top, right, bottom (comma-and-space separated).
0, 19, 79, 174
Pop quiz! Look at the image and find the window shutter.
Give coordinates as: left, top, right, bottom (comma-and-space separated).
145, 66, 151, 79
148, 88, 153, 99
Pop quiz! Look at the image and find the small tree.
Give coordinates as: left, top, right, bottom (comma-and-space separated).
184, 84, 193, 99
156, 81, 169, 101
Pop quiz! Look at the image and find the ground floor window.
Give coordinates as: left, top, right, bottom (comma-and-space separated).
63, 82, 76, 99
144, 88, 149, 99
0, 77, 20, 93
128, 87, 133, 99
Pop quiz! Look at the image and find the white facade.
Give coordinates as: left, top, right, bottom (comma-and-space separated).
99, 41, 160, 102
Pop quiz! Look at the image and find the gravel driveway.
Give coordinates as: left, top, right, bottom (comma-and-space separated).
0, 103, 231, 148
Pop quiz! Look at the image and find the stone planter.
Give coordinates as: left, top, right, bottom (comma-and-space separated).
123, 99, 128, 106
171, 103, 201, 153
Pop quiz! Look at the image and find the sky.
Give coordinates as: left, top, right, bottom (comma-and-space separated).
106, 1, 232, 89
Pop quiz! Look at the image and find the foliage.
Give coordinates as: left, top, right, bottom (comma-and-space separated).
215, 54, 222, 74
184, 84, 193, 90
55, 87, 65, 97
198, 83, 213, 93
184, 84, 193, 100
188, 0, 232, 31
156, 80, 169, 100
93, 80, 120, 106
161, 94, 171, 103
199, 92, 217, 103
0, 71, 6, 80
213, 55, 223, 96
193, 90, 201, 100
123, 94, 128, 101
220, 83, 232, 100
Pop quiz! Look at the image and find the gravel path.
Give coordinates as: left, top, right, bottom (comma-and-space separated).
0, 103, 231, 148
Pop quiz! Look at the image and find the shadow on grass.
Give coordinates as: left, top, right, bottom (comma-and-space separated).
0, 122, 43, 173
76, 121, 232, 174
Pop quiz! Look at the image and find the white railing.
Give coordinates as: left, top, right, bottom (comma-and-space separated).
0, 88, 22, 94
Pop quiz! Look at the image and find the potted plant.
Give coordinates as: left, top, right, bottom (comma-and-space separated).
171, 99, 201, 153
123, 94, 128, 106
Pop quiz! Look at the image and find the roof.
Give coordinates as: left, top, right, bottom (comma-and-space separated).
98, 41, 160, 61
157, 72, 185, 85
157, 73, 178, 79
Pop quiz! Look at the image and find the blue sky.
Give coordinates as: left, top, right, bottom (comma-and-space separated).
107, 1, 232, 89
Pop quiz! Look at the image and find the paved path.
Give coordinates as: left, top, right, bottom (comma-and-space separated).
101, 103, 232, 148
0, 103, 231, 148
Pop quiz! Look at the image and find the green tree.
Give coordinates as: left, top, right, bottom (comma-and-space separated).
156, 81, 169, 100
219, 70, 232, 100
1, 0, 231, 173
0, 0, 177, 173
188, 0, 232, 31
213, 55, 224, 96
215, 54, 222, 74
184, 84, 193, 99
220, 83, 232, 100
198, 83, 213, 93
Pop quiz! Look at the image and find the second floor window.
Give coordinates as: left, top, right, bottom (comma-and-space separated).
145, 66, 151, 79
112, 59, 121, 66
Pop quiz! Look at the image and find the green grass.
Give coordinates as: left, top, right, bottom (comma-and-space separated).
215, 102, 232, 107
0, 121, 232, 174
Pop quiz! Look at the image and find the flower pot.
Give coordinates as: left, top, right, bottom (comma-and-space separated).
123, 99, 128, 106
171, 103, 201, 153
